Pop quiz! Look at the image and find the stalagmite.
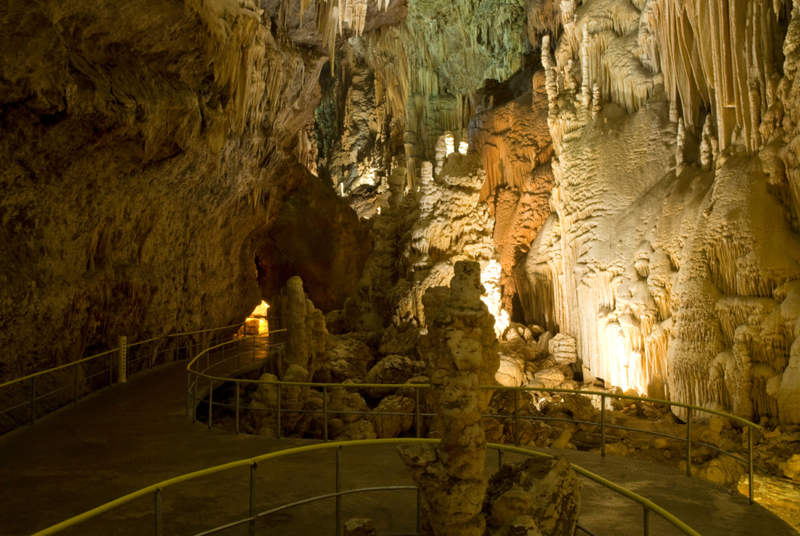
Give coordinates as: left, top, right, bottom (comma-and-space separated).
591, 83, 601, 119
398, 261, 500, 536
580, 27, 591, 114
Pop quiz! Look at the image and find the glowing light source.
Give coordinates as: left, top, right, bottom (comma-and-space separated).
246, 301, 270, 334
458, 141, 468, 155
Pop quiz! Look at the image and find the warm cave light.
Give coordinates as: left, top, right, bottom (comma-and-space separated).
458, 141, 468, 155
377, 206, 381, 214
246, 301, 270, 334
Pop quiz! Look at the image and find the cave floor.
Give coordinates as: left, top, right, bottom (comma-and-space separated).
0, 353, 797, 536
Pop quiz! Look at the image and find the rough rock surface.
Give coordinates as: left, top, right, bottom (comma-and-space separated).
0, 0, 328, 432
483, 456, 581, 536
362, 354, 422, 398
318, 335, 375, 383
398, 261, 500, 536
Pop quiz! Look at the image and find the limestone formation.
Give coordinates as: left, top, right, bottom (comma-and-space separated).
483, 456, 581, 536
362, 355, 423, 398
547, 334, 577, 366
254, 276, 328, 436
398, 261, 500, 536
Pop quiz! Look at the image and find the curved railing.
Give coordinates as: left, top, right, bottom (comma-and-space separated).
186, 337, 764, 505
30, 438, 703, 536
0, 321, 253, 432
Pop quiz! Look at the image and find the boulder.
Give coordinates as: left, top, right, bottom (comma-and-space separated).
327, 387, 370, 423
484, 456, 581, 536
533, 368, 565, 389
564, 394, 597, 422
496, 353, 526, 387
781, 454, 800, 481
362, 355, 422, 398
333, 419, 377, 441
702, 455, 746, 486
547, 334, 577, 365
369, 395, 416, 438
320, 335, 375, 383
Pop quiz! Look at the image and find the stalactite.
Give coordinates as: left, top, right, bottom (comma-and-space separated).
676, 118, 686, 172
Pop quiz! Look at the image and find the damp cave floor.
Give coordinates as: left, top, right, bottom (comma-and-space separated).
0, 353, 797, 536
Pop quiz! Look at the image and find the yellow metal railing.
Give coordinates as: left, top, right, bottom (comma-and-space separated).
30, 438, 703, 536
0, 321, 258, 431
186, 337, 763, 505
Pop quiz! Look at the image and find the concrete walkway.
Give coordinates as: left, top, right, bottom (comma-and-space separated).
0, 353, 797, 536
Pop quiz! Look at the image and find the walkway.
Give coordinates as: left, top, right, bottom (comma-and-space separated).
0, 351, 796, 536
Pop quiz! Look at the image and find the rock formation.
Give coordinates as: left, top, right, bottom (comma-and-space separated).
483, 456, 581, 536
398, 260, 500, 536
247, 276, 327, 436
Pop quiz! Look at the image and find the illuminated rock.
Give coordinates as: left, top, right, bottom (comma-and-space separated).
398, 260, 499, 536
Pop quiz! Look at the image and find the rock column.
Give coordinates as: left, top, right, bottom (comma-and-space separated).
398, 261, 500, 536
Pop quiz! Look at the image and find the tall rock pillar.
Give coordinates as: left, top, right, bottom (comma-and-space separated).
398, 261, 500, 536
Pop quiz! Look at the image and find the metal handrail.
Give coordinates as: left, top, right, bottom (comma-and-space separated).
29, 438, 703, 536
0, 320, 267, 431
0, 349, 117, 390
186, 337, 764, 504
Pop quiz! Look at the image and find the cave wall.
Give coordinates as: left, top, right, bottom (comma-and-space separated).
312, 0, 800, 423
513, 0, 800, 423
0, 0, 325, 394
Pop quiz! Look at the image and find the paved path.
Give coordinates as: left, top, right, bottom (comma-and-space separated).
0, 350, 797, 536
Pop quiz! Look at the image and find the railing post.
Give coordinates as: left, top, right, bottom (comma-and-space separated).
221, 344, 226, 375
73, 364, 79, 404
208, 381, 213, 430
238, 338, 242, 370
154, 488, 163, 536
117, 336, 128, 383
498, 449, 505, 470
276, 383, 282, 439
686, 407, 692, 477
253, 335, 256, 364
186, 371, 191, 417
192, 371, 197, 424
323, 385, 329, 441
249, 462, 257, 536
514, 389, 520, 446
335, 447, 342, 536
642, 505, 650, 536
748, 427, 754, 505
30, 376, 36, 425
236, 382, 241, 435
416, 487, 422, 535
415, 387, 421, 439
108, 354, 113, 387
600, 393, 606, 457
